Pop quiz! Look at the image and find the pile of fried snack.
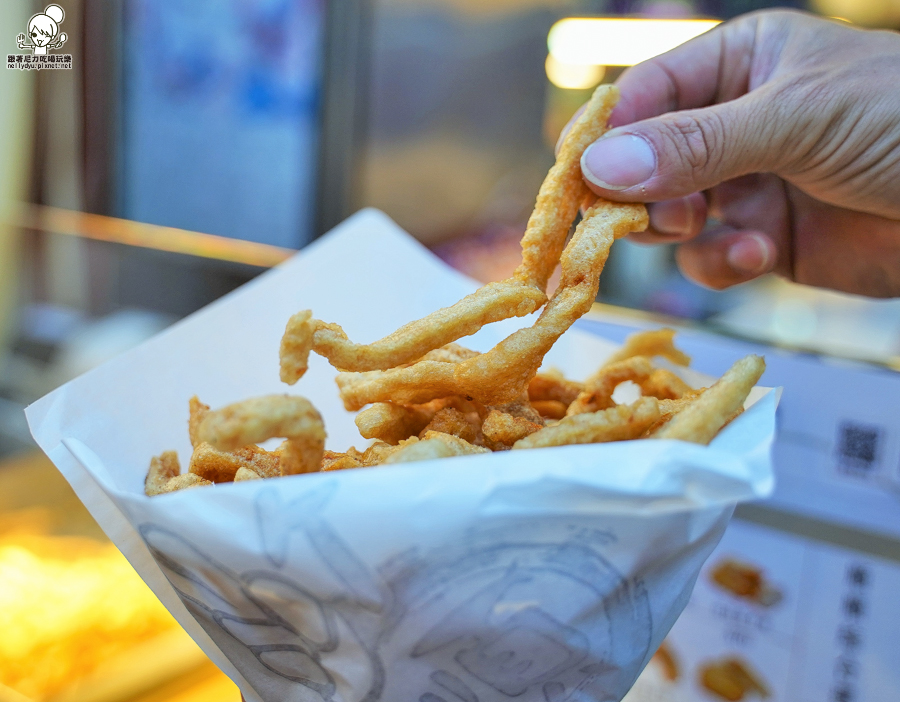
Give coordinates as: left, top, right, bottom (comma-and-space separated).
146, 85, 765, 496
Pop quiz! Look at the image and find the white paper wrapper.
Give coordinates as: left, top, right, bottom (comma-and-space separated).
27, 209, 777, 702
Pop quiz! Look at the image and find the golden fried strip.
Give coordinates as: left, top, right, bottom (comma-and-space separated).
421, 407, 478, 444
161, 473, 213, 493
186, 442, 282, 482
355, 402, 434, 444
384, 431, 489, 464
513, 397, 660, 450
188, 442, 244, 483
231, 445, 283, 478
419, 343, 481, 364
566, 356, 654, 416
234, 467, 262, 481
652, 355, 764, 445
528, 371, 583, 406
602, 328, 691, 367
532, 399, 568, 420
336, 199, 648, 409
188, 396, 210, 448
482, 410, 542, 450
513, 84, 621, 289
488, 397, 544, 424
321, 450, 364, 472
279, 86, 621, 379
640, 368, 693, 400
198, 395, 326, 475
145, 451, 180, 496
280, 310, 316, 384
642, 391, 705, 436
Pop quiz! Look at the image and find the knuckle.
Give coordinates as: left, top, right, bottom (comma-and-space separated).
659, 112, 726, 176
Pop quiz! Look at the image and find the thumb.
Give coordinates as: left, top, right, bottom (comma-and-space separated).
581, 93, 783, 201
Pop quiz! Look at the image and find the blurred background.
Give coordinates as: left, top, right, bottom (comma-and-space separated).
1, 0, 899, 700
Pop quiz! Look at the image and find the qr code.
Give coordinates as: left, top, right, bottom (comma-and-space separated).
835, 422, 883, 475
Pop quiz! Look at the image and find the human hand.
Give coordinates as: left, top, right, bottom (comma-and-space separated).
574, 10, 900, 297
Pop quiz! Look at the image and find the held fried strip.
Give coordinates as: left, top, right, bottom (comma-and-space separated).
279, 86, 620, 379
198, 395, 326, 475
652, 355, 765, 445
602, 328, 691, 367
512, 397, 660, 450
566, 356, 654, 416
336, 199, 648, 409
513, 84, 620, 290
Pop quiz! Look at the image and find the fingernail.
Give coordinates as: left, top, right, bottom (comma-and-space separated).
581, 134, 656, 190
726, 234, 773, 275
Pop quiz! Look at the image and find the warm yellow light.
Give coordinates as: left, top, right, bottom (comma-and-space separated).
545, 54, 606, 90
548, 18, 721, 67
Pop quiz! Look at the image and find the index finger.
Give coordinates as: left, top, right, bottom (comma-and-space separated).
609, 14, 760, 127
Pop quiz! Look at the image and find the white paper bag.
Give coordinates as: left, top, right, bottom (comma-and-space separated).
27, 209, 777, 702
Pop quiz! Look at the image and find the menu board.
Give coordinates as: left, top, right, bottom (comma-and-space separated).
577, 313, 900, 540
624, 519, 900, 702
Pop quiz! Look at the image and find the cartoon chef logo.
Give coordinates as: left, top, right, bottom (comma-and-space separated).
17, 4, 68, 55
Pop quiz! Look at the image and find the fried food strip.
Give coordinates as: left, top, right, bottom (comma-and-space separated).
188, 396, 210, 448
234, 467, 262, 481
321, 450, 364, 472
528, 371, 583, 406
355, 395, 476, 444
280, 310, 316, 384
198, 395, 326, 475
642, 391, 704, 436
232, 445, 283, 478
161, 473, 213, 493
355, 402, 435, 444
602, 327, 691, 367
531, 399, 568, 420
482, 410, 542, 450
280, 86, 621, 379
566, 356, 654, 416
384, 431, 489, 464
336, 199, 648, 409
514, 84, 621, 290
652, 355, 764, 445
188, 442, 243, 483
187, 442, 283, 482
512, 397, 659, 450
488, 396, 544, 424
145, 451, 180, 496
641, 368, 693, 400
358, 440, 403, 466
421, 407, 478, 444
